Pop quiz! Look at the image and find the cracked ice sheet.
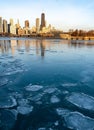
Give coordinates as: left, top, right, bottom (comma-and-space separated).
66, 92, 94, 111
64, 112, 94, 130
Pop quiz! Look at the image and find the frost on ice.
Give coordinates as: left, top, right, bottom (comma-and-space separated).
66, 93, 94, 111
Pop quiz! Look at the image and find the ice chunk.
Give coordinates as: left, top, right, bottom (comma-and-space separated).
62, 83, 77, 87
64, 112, 94, 130
54, 121, 59, 126
0, 78, 8, 87
66, 93, 94, 111
50, 95, 60, 103
25, 84, 43, 91
44, 88, 57, 94
38, 128, 46, 130
56, 108, 70, 117
0, 96, 17, 108
17, 106, 33, 115
29, 93, 43, 102
62, 91, 69, 94
18, 99, 29, 106
4, 69, 23, 76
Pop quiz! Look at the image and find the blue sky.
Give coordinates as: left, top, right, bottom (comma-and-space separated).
1, 0, 94, 31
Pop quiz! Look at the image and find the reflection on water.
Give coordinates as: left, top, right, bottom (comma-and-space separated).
1, 38, 94, 56
0, 37, 94, 130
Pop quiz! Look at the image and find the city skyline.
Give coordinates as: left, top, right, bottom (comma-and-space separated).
1, 0, 94, 31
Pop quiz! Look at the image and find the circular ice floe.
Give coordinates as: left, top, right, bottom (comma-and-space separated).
66, 92, 94, 111
0, 96, 17, 109
50, 95, 60, 103
17, 106, 33, 115
64, 112, 94, 130
25, 84, 43, 91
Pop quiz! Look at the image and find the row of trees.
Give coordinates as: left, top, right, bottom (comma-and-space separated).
71, 29, 94, 37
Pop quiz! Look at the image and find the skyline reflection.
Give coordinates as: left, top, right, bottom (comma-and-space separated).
0, 38, 94, 56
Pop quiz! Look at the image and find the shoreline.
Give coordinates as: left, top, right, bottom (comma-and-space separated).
0, 35, 94, 41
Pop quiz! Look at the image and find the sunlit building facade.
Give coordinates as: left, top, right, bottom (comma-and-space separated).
25, 20, 29, 28
0, 17, 3, 33
36, 18, 40, 33
3, 19, 8, 33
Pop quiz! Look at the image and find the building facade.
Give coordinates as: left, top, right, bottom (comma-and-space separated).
40, 13, 46, 30
0, 17, 3, 33
36, 18, 40, 33
3, 19, 8, 33
25, 20, 29, 28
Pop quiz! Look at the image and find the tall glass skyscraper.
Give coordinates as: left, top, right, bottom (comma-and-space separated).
40, 13, 46, 30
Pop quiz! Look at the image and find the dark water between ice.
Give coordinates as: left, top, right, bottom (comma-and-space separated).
0, 37, 94, 130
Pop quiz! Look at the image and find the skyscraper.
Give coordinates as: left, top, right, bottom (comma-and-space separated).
36, 18, 40, 33
40, 13, 46, 30
10, 19, 14, 26
25, 20, 29, 28
0, 17, 3, 33
3, 19, 8, 33
10, 19, 16, 34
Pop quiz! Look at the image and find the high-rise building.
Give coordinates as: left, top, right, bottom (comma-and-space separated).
10, 25, 16, 35
16, 19, 20, 28
0, 17, 3, 33
3, 19, 8, 33
40, 13, 46, 30
36, 18, 40, 33
25, 20, 29, 28
10, 19, 16, 34
10, 19, 14, 26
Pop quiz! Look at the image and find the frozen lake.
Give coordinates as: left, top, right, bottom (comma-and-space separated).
0, 37, 94, 130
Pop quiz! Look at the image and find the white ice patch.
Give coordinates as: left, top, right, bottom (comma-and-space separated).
54, 121, 59, 126
30, 94, 43, 102
38, 128, 46, 130
56, 108, 70, 117
25, 84, 43, 91
64, 112, 94, 130
18, 99, 29, 107
0, 96, 17, 109
66, 93, 94, 111
50, 95, 60, 103
62, 91, 69, 94
17, 106, 33, 115
4, 68, 23, 76
44, 88, 57, 94
62, 83, 77, 87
